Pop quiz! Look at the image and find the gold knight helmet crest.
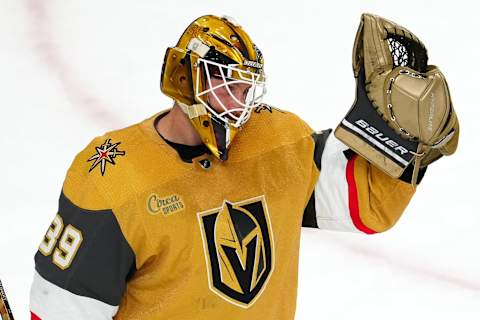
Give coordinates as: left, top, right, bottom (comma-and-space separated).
197, 196, 274, 308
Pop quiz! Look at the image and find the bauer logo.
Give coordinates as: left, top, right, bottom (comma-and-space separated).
147, 193, 185, 216
243, 60, 263, 69
354, 119, 409, 155
197, 196, 274, 308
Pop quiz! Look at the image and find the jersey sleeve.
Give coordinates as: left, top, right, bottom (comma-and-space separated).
302, 130, 420, 234
30, 140, 136, 319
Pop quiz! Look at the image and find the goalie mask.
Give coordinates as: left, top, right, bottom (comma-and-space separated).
160, 15, 266, 161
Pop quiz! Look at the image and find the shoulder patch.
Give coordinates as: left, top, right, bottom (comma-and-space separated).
87, 139, 126, 176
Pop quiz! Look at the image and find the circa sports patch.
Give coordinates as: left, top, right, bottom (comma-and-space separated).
87, 139, 126, 176
146, 193, 185, 216
197, 196, 274, 308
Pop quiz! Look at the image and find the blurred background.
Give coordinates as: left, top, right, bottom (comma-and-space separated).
0, 0, 478, 319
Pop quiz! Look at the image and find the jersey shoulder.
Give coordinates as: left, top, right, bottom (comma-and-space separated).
249, 103, 314, 137
231, 104, 315, 159
63, 119, 148, 210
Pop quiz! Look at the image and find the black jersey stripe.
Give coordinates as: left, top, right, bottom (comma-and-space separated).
302, 129, 333, 228
301, 192, 318, 228
311, 129, 332, 171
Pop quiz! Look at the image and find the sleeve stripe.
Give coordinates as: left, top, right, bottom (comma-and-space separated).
34, 191, 135, 306
311, 129, 332, 170
313, 135, 360, 232
313, 134, 377, 234
30, 271, 118, 320
301, 130, 332, 228
301, 192, 318, 228
31, 312, 41, 320
345, 155, 377, 234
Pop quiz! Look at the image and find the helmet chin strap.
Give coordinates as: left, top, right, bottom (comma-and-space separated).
176, 101, 234, 161
177, 101, 208, 119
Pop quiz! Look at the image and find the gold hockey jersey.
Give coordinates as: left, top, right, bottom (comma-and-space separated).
30, 107, 417, 319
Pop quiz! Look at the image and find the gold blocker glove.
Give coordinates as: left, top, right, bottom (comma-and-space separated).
335, 13, 459, 185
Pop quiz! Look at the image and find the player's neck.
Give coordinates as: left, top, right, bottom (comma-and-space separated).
155, 103, 203, 146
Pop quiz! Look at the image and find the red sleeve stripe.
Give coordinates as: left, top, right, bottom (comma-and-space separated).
31, 312, 41, 320
345, 155, 377, 234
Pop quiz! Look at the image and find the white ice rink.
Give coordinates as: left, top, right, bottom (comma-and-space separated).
1, 1, 479, 319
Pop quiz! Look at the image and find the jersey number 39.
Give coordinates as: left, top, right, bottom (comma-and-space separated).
38, 214, 83, 270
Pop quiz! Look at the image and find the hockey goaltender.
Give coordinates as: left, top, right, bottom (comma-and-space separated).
29, 13, 458, 319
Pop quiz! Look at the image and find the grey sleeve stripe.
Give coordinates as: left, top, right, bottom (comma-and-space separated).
34, 191, 136, 306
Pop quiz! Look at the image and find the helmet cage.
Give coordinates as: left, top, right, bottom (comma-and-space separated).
195, 58, 266, 128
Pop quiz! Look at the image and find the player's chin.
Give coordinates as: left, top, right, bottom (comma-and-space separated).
227, 102, 249, 116
224, 110, 248, 125
213, 105, 245, 121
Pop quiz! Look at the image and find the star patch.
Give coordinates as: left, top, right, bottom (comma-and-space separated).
87, 139, 125, 176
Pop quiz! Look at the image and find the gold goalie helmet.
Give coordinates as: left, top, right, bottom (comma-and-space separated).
160, 15, 266, 161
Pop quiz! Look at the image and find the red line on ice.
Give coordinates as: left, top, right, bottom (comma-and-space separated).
26, 0, 123, 128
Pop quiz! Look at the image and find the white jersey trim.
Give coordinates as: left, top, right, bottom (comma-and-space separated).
313, 134, 361, 233
30, 271, 119, 320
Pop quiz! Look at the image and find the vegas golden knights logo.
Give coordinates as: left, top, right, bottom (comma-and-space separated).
197, 196, 274, 308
